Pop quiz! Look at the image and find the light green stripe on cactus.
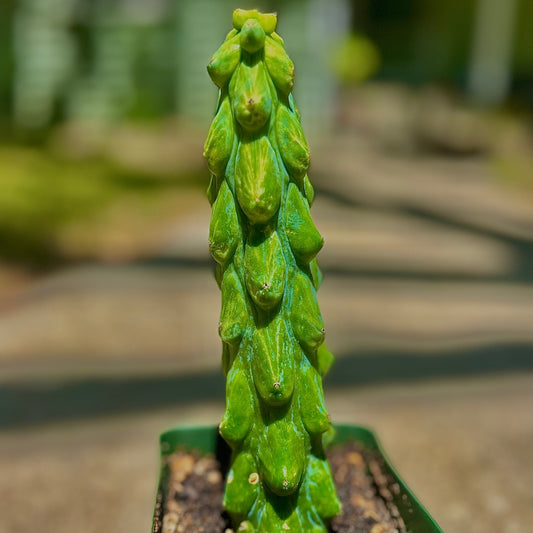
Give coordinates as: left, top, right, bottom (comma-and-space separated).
205, 9, 341, 532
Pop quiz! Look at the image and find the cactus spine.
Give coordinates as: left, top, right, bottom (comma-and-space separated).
205, 9, 340, 532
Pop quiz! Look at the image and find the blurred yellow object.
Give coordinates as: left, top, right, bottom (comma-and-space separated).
331, 33, 380, 85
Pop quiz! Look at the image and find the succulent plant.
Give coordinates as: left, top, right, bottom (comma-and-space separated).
205, 9, 340, 532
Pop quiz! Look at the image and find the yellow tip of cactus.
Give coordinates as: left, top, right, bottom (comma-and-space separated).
233, 8, 277, 35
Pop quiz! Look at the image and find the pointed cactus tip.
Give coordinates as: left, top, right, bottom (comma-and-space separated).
233, 8, 277, 34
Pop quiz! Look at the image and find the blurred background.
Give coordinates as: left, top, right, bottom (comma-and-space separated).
1, 0, 532, 532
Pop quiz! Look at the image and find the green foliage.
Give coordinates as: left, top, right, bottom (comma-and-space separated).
205, 9, 340, 532
0, 147, 114, 264
331, 33, 380, 85
0, 145, 199, 265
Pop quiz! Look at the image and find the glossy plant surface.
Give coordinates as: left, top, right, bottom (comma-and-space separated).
204, 9, 340, 532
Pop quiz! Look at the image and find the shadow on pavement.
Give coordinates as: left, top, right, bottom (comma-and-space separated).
2, 343, 532, 429
317, 186, 533, 284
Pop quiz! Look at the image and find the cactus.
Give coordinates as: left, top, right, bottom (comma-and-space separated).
205, 9, 341, 532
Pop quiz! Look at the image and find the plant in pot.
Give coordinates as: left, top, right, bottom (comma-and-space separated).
152, 9, 443, 533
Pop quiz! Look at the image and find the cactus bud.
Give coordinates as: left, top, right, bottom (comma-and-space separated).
299, 358, 330, 434
220, 355, 254, 444
204, 96, 234, 178
276, 104, 310, 181
259, 419, 305, 496
235, 137, 282, 224
265, 36, 295, 96
224, 452, 260, 519
244, 229, 286, 310
219, 265, 248, 346
240, 18, 266, 54
307, 456, 342, 520
207, 33, 241, 88
231, 62, 272, 132
250, 318, 295, 406
290, 271, 326, 353
209, 180, 240, 265
285, 183, 324, 265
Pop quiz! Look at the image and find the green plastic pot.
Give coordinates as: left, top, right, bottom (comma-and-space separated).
152, 424, 444, 533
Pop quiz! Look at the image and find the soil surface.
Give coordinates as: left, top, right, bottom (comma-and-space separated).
153, 452, 228, 533
153, 442, 406, 533
329, 442, 406, 533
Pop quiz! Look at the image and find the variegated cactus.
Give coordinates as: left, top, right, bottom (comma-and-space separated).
204, 9, 340, 532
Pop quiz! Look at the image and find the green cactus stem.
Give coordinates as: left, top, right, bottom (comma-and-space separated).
204, 9, 341, 532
